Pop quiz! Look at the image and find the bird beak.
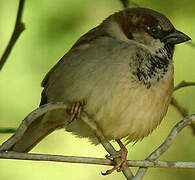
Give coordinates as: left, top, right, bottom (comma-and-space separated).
163, 29, 191, 44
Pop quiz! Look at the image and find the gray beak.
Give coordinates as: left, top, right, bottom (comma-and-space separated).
163, 29, 191, 44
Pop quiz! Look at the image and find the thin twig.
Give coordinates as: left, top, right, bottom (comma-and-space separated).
0, 128, 16, 134
187, 41, 195, 48
0, 109, 194, 180
133, 114, 195, 180
0, 114, 195, 176
0, 102, 133, 179
171, 97, 188, 117
0, 102, 70, 152
0, 152, 195, 169
120, 0, 129, 8
0, 0, 25, 70
172, 80, 195, 133
119, 0, 139, 8
174, 81, 195, 91
171, 97, 195, 134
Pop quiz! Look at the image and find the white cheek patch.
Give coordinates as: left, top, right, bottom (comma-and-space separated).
133, 32, 164, 49
150, 38, 165, 50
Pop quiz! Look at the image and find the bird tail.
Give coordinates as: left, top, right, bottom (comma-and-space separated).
3, 112, 66, 153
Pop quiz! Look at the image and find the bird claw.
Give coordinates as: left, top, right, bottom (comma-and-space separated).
67, 102, 82, 124
102, 144, 128, 175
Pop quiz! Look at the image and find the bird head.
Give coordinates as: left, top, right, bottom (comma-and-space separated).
103, 8, 191, 53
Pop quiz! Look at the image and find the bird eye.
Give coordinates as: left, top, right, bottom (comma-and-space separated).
150, 27, 159, 34
147, 25, 162, 38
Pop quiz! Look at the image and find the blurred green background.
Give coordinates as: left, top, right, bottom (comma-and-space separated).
0, 0, 195, 179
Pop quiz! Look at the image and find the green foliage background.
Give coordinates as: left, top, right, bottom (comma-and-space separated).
0, 0, 195, 179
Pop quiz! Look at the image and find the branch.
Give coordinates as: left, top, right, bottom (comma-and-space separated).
0, 114, 195, 178
0, 128, 16, 134
171, 98, 195, 134
0, 152, 195, 169
119, 0, 139, 8
0, 0, 25, 71
187, 41, 195, 48
0, 102, 133, 179
171, 97, 188, 117
171, 80, 195, 134
174, 81, 195, 91
0, 102, 70, 152
120, 0, 129, 8
133, 114, 195, 180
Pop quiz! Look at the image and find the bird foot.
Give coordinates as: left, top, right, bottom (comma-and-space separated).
67, 102, 82, 124
102, 140, 128, 175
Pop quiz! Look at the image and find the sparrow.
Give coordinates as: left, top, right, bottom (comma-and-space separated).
4, 8, 190, 174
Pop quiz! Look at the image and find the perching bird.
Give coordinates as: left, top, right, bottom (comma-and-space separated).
5, 8, 190, 174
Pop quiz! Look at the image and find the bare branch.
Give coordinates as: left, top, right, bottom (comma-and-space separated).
147, 114, 195, 159
0, 128, 16, 134
187, 41, 195, 48
0, 98, 194, 180
1, 114, 195, 177
133, 114, 195, 180
0, 152, 195, 169
174, 81, 195, 91
171, 80, 195, 134
171, 96, 195, 134
120, 0, 129, 8
0, 0, 25, 71
0, 152, 113, 166
119, 0, 139, 8
0, 102, 133, 179
1, 107, 195, 179
0, 102, 70, 152
171, 97, 188, 117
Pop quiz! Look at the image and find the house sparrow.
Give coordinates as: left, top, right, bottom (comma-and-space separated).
5, 8, 190, 174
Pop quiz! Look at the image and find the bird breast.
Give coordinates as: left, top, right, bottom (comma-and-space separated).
84, 59, 173, 143
47, 37, 174, 143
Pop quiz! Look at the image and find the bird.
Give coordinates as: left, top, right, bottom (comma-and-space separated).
4, 7, 190, 174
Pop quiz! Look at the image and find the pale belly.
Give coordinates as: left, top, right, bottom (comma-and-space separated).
95, 82, 173, 142
66, 67, 173, 144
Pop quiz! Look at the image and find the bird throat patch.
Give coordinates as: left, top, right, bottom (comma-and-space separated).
129, 47, 171, 88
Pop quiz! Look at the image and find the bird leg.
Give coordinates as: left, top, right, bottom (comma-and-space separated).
68, 102, 82, 124
102, 139, 128, 175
